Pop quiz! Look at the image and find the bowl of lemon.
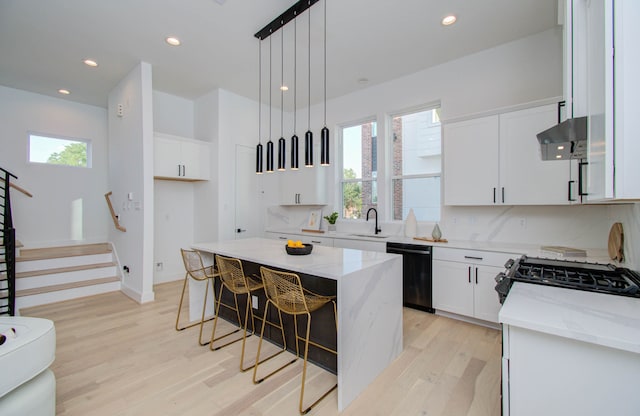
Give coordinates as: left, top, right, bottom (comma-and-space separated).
285, 240, 313, 255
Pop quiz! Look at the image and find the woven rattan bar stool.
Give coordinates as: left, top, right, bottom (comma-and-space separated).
210, 255, 272, 371
176, 249, 219, 346
254, 266, 337, 415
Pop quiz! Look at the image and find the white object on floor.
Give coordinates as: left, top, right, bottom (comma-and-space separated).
0, 316, 56, 416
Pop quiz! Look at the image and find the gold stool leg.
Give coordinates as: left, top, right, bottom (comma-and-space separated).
299, 308, 338, 414
252, 301, 297, 384
176, 273, 216, 332
209, 283, 242, 351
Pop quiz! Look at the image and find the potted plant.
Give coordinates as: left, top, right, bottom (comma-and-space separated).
324, 212, 339, 232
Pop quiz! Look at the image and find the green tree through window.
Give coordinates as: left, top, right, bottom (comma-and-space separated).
47, 142, 87, 167
343, 168, 362, 219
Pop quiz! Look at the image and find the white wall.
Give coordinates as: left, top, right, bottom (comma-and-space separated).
107, 62, 155, 303
152, 91, 197, 283
0, 86, 109, 246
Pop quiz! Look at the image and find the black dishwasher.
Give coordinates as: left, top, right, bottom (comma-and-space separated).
386, 242, 434, 313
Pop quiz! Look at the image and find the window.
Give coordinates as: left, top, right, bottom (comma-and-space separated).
390, 107, 441, 221
28, 133, 91, 168
340, 120, 377, 219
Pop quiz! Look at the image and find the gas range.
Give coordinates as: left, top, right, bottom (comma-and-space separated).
495, 255, 640, 304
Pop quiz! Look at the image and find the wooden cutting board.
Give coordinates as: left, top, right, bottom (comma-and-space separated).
608, 222, 624, 261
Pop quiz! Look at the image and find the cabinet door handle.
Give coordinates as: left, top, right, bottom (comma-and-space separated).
475, 267, 478, 284
501, 187, 505, 203
178, 165, 181, 176
493, 188, 496, 204
278, 236, 287, 240
468, 266, 471, 283
311, 240, 321, 244
557, 100, 566, 123
182, 165, 186, 177
578, 161, 589, 196
464, 256, 483, 261
568, 180, 576, 202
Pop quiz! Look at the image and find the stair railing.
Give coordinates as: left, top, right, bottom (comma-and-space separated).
104, 192, 126, 232
1, 167, 18, 315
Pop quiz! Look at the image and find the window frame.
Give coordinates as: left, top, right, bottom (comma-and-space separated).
387, 103, 442, 223
338, 117, 378, 221
27, 132, 93, 168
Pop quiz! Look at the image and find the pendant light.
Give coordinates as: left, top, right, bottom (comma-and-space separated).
256, 39, 264, 174
290, 14, 299, 170
277, 29, 286, 171
304, 6, 313, 167
266, 35, 274, 173
320, 0, 330, 166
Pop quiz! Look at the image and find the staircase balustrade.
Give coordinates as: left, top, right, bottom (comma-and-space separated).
1, 167, 18, 315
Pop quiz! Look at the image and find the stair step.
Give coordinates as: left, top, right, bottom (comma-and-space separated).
16, 276, 120, 297
15, 262, 116, 279
17, 243, 112, 261
15, 279, 121, 311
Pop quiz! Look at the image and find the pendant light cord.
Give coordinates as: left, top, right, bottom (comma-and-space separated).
281, 28, 284, 138
308, 5, 311, 131
323, 0, 327, 127
269, 35, 272, 140
258, 39, 262, 143
293, 16, 297, 133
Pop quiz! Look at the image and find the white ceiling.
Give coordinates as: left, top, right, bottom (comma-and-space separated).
0, 0, 559, 109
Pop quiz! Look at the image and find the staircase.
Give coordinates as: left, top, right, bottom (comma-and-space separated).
14, 242, 121, 311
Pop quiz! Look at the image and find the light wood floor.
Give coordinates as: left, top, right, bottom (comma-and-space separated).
22, 281, 502, 416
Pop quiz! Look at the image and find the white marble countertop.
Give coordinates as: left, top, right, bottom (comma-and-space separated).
499, 282, 640, 353
264, 229, 614, 264
192, 238, 400, 281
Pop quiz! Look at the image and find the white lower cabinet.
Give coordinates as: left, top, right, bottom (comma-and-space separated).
433, 248, 516, 323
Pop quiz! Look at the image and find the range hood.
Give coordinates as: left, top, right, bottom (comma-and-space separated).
536, 116, 587, 160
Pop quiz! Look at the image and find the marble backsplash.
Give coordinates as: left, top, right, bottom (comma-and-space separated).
265, 203, 639, 270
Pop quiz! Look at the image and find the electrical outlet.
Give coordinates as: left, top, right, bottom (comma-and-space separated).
155, 262, 163, 271
252, 295, 258, 309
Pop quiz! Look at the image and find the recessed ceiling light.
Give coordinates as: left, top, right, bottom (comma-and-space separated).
165, 36, 181, 46
557, 145, 565, 150
280, 85, 289, 91
556, 155, 563, 159
442, 15, 457, 26
83, 59, 98, 67
58, 89, 70, 95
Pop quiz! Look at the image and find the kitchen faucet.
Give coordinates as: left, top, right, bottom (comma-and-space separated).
366, 207, 382, 235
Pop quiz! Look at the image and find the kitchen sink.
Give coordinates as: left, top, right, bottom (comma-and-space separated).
350, 233, 390, 239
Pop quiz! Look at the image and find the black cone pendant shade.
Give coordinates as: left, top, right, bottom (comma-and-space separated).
266, 140, 274, 172
320, 126, 329, 165
256, 143, 263, 173
291, 134, 299, 169
277, 137, 286, 171
305, 130, 313, 167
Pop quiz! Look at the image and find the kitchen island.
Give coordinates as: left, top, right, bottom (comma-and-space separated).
191, 238, 403, 411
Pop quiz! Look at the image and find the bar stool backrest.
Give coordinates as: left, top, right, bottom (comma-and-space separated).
181, 249, 209, 281
260, 267, 308, 315
215, 255, 249, 292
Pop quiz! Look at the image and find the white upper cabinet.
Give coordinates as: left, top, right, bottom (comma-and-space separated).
580, 0, 640, 201
444, 102, 575, 206
279, 166, 327, 206
443, 115, 499, 205
154, 133, 210, 181
499, 104, 578, 205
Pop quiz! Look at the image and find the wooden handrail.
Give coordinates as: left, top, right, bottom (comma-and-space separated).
9, 182, 33, 198
104, 192, 126, 232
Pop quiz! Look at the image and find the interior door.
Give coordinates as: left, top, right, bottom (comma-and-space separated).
235, 144, 261, 239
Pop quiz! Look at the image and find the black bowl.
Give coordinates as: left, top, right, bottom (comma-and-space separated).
285, 243, 313, 255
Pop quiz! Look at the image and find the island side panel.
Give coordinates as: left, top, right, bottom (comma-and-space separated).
337, 255, 403, 411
